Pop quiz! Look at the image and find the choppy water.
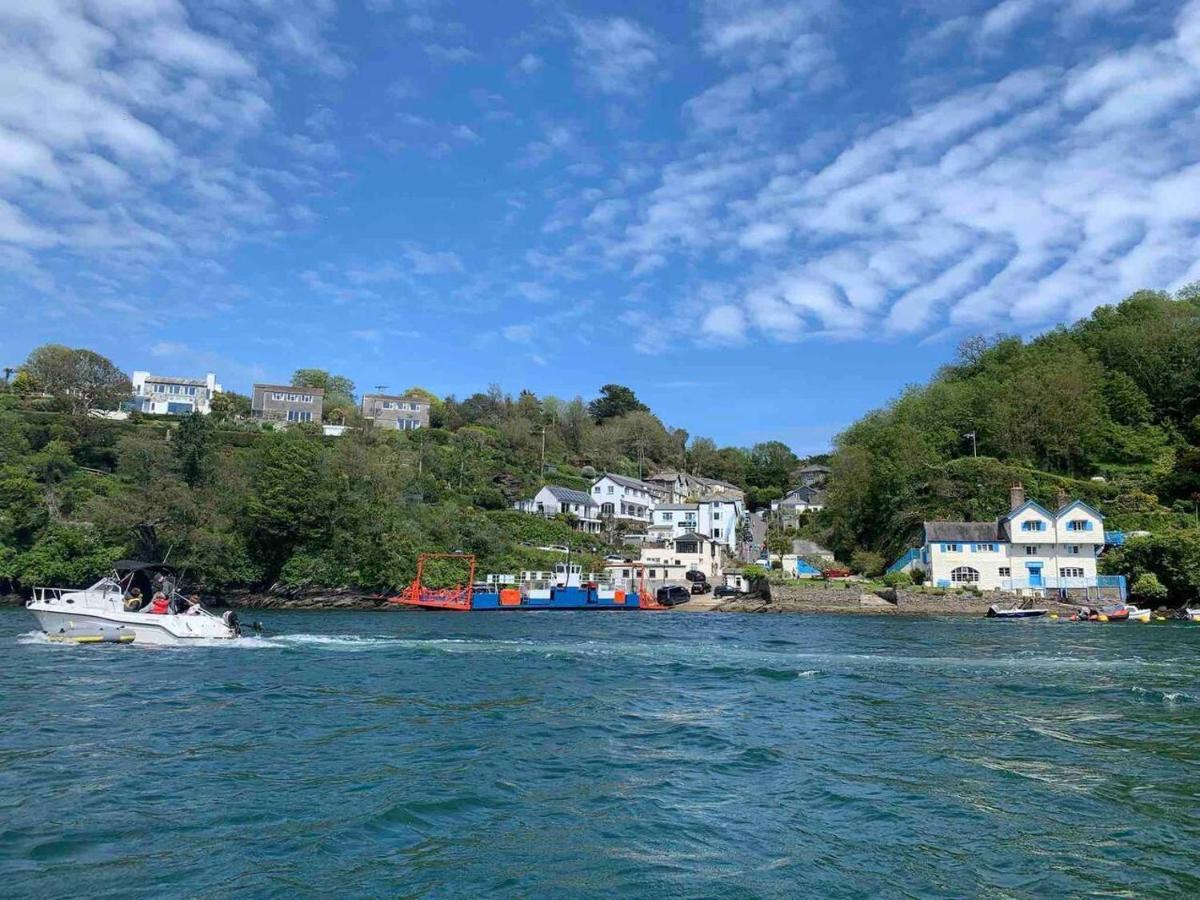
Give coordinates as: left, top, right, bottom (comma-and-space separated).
2, 608, 1199, 898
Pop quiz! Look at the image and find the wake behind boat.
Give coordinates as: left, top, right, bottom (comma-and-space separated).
26, 561, 244, 646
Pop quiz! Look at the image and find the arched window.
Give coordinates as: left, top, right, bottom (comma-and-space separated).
950, 566, 980, 584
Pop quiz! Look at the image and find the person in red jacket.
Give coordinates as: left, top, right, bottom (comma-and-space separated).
147, 591, 170, 615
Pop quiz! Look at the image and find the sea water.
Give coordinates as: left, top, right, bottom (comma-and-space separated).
2, 608, 1198, 897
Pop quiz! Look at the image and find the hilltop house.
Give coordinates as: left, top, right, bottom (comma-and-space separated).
514, 486, 602, 533
590, 473, 658, 524
252, 384, 324, 424
649, 496, 744, 551
890, 485, 1123, 597
771, 485, 826, 517
796, 464, 832, 486
131, 371, 221, 416
361, 393, 430, 431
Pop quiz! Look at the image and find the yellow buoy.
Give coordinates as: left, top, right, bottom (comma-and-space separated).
1049, 613, 1059, 620
1097, 614, 1109, 623
1155, 616, 1166, 621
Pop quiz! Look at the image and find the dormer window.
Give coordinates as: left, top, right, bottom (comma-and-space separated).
1066, 519, 1093, 532
1021, 521, 1045, 532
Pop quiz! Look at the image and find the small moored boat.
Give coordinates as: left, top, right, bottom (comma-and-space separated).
986, 604, 1048, 619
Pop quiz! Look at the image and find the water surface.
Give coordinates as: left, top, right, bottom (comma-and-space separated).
2, 608, 1198, 897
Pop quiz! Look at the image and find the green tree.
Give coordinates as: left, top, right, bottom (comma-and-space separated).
243, 432, 331, 581
174, 412, 215, 487
23, 345, 131, 417
210, 391, 251, 422
1130, 572, 1168, 605
588, 384, 647, 421
292, 369, 356, 423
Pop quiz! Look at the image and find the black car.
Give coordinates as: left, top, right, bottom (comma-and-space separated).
684, 569, 707, 583
656, 585, 691, 607
713, 585, 742, 598
690, 581, 711, 595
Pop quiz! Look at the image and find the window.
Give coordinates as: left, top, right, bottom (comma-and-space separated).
1021, 520, 1046, 532
940, 543, 961, 553
999, 567, 1011, 577
950, 566, 980, 584
286, 410, 312, 423
713, 512, 721, 520
976, 543, 996, 553
663, 512, 673, 521
1025, 546, 1037, 555
607, 486, 614, 494
1069, 545, 1080, 555
273, 392, 284, 400
1067, 519, 1093, 532
1060, 567, 1085, 579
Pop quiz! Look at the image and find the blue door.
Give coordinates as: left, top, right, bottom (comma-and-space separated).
1026, 564, 1043, 588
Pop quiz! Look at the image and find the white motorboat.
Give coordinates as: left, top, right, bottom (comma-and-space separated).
1185, 608, 1200, 622
26, 561, 242, 646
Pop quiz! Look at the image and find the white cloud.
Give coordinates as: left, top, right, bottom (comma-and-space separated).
502, 323, 533, 343
516, 53, 543, 75
701, 304, 747, 342
424, 43, 477, 64
978, 0, 1041, 43
568, 16, 661, 95
402, 243, 463, 275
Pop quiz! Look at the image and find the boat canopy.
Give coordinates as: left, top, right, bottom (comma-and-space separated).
112, 560, 179, 576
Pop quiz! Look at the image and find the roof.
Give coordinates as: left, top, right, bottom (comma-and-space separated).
673, 532, 709, 543
923, 521, 1004, 543
1055, 499, 1105, 519
798, 464, 832, 474
144, 375, 208, 387
781, 486, 825, 504
543, 485, 596, 506
113, 560, 178, 574
1003, 499, 1055, 522
362, 393, 428, 404
597, 472, 657, 492
656, 503, 699, 511
791, 539, 833, 556
256, 383, 325, 395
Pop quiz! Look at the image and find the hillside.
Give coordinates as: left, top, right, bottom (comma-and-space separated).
0, 377, 800, 595
796, 286, 1200, 603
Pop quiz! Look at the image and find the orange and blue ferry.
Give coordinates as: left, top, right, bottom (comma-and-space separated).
391, 554, 665, 611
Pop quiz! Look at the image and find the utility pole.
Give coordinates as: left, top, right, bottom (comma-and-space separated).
532, 424, 547, 478
964, 431, 977, 457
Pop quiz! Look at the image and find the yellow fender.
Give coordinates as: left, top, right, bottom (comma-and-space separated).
1097, 614, 1109, 623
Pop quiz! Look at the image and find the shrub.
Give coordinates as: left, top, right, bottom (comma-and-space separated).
1131, 572, 1169, 605
850, 549, 886, 578
882, 570, 913, 587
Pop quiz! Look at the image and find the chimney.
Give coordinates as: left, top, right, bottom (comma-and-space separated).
1010, 483, 1025, 511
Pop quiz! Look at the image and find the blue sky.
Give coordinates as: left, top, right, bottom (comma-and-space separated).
2, 0, 1200, 453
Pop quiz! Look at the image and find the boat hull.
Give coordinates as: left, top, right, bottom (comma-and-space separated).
29, 606, 236, 646
986, 606, 1048, 619
396, 586, 654, 612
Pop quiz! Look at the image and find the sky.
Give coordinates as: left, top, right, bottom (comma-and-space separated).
2, 0, 1200, 453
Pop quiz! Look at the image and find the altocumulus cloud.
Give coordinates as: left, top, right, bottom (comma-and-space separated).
563, 0, 1200, 345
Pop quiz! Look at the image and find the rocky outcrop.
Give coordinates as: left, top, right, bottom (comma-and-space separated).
716, 583, 1079, 616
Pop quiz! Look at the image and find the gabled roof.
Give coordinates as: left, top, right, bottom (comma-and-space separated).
543, 486, 596, 506
924, 521, 1004, 543
1055, 499, 1105, 520
781, 486, 825, 504
1003, 499, 1055, 522
674, 532, 708, 543
597, 472, 656, 492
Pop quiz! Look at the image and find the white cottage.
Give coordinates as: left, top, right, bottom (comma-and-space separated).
897, 485, 1114, 594
513, 486, 602, 533
590, 473, 658, 524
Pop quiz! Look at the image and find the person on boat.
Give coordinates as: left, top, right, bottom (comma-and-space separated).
183, 595, 204, 616
123, 587, 143, 612
145, 591, 170, 615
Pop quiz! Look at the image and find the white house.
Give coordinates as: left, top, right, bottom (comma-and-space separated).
895, 485, 1119, 596
590, 473, 658, 524
605, 533, 723, 588
650, 496, 743, 551
771, 486, 826, 517
131, 371, 221, 416
514, 486, 602, 533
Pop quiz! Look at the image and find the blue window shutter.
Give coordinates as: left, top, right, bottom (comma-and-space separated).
1085, 521, 1093, 531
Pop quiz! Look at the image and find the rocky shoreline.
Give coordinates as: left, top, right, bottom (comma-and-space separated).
714, 584, 1082, 617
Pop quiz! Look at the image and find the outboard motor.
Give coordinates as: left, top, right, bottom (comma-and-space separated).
222, 610, 241, 637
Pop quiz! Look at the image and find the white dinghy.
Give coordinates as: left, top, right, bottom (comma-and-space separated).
27, 561, 243, 646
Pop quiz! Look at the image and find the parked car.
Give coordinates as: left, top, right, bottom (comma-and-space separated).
684, 569, 707, 583
605, 554, 628, 563
822, 567, 852, 579
713, 585, 742, 598
690, 581, 711, 595
656, 585, 691, 607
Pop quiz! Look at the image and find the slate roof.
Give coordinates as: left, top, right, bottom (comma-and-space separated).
674, 532, 708, 543
145, 374, 209, 387
798, 464, 832, 474
599, 472, 657, 492
780, 486, 825, 505
923, 521, 1004, 543
545, 486, 597, 506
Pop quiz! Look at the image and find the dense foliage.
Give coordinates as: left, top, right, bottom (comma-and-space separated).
797, 286, 1200, 602
0, 364, 802, 594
